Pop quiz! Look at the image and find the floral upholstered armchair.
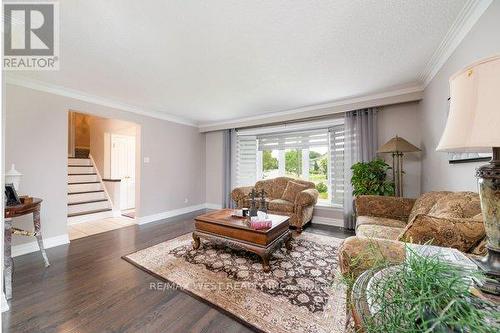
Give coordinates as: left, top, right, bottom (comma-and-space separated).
338, 191, 487, 278
231, 177, 319, 232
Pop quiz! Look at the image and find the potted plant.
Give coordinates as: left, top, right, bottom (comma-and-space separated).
351, 159, 395, 197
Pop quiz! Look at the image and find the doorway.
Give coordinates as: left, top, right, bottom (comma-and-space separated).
67, 110, 140, 240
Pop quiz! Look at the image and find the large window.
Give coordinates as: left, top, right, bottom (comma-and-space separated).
262, 149, 279, 179
236, 126, 344, 206
308, 147, 329, 200
259, 146, 330, 204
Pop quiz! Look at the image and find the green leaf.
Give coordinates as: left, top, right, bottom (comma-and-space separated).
351, 158, 395, 196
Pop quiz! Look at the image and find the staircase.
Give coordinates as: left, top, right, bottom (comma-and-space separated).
67, 157, 114, 224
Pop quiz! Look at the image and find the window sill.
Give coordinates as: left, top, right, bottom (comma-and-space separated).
315, 203, 343, 210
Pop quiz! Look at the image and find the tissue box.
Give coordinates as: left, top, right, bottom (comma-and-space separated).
249, 219, 272, 230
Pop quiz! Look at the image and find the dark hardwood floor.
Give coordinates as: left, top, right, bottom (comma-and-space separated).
3, 211, 353, 333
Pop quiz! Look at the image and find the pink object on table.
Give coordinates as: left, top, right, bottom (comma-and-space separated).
249, 219, 272, 230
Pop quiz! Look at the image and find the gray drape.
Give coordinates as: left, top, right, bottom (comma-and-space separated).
222, 129, 236, 208
343, 108, 378, 229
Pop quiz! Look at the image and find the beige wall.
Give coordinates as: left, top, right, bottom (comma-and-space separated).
74, 112, 91, 148
5, 84, 205, 246
377, 102, 421, 198
419, 1, 500, 193
205, 131, 224, 206
6, 87, 68, 246
87, 115, 138, 178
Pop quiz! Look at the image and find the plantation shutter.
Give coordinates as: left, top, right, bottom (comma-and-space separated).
329, 125, 345, 206
236, 135, 257, 187
257, 129, 328, 151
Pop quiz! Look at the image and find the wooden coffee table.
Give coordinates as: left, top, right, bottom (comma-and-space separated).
193, 209, 292, 272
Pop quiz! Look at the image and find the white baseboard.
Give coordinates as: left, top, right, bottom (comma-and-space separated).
205, 203, 223, 210
312, 216, 343, 227
137, 203, 208, 225
11, 234, 70, 258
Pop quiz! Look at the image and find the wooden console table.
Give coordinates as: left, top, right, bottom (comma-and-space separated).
4, 197, 49, 300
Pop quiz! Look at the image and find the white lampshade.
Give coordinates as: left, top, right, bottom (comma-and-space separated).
436, 55, 500, 152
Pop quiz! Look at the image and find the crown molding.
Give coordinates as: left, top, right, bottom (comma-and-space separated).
199, 85, 424, 132
5, 74, 198, 127
418, 0, 493, 87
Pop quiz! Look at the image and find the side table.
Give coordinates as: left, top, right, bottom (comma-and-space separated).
350, 268, 375, 332
351, 266, 500, 332
4, 197, 49, 300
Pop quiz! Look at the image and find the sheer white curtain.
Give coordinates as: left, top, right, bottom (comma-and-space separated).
343, 109, 378, 229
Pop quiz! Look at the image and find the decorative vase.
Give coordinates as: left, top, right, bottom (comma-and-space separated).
5, 164, 22, 191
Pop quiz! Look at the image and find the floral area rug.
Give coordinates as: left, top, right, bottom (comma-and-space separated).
123, 232, 347, 333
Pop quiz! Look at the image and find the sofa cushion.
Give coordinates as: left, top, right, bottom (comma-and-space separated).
427, 192, 482, 219
407, 191, 452, 223
356, 224, 404, 240
281, 181, 308, 203
356, 216, 407, 229
269, 199, 295, 213
254, 177, 315, 199
355, 196, 416, 222
339, 236, 406, 278
399, 214, 485, 253
407, 191, 481, 224
255, 177, 288, 199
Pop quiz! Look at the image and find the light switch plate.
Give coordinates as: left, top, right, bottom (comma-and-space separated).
144, 157, 150, 164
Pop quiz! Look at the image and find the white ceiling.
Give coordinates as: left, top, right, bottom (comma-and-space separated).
9, 0, 470, 126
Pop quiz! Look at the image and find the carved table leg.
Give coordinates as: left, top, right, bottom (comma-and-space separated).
261, 254, 271, 272
4, 219, 13, 300
285, 232, 293, 251
33, 208, 50, 267
192, 232, 201, 250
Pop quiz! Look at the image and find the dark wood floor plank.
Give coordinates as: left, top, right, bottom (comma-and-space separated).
3, 211, 353, 333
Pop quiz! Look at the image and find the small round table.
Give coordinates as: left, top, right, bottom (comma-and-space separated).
350, 266, 500, 332
350, 268, 377, 332
4, 197, 49, 300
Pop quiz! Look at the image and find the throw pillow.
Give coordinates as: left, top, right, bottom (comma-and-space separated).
398, 214, 485, 253
407, 191, 452, 223
428, 192, 481, 219
281, 181, 308, 203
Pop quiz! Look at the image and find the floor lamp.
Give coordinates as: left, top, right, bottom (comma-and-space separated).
437, 55, 500, 294
378, 136, 420, 197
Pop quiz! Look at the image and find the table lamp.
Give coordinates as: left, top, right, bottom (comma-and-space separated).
378, 136, 420, 197
436, 55, 500, 294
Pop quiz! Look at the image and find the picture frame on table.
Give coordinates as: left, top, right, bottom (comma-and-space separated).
5, 183, 21, 206
448, 152, 492, 164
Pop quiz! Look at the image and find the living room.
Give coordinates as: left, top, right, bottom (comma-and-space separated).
1, 1, 499, 332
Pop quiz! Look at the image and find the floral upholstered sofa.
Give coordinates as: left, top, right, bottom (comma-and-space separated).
231, 177, 319, 232
338, 191, 487, 278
